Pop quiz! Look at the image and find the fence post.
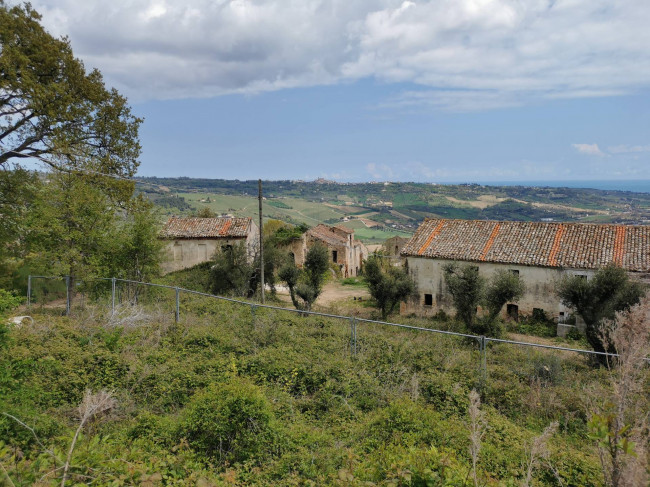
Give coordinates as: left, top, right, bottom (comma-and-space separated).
65, 276, 71, 316
175, 287, 180, 323
111, 277, 116, 316
27, 275, 31, 309
349, 318, 357, 356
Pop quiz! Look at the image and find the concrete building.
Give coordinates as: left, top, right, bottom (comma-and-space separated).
400, 219, 650, 328
160, 216, 259, 274
288, 224, 368, 277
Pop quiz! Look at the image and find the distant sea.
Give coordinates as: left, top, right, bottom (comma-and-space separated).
444, 180, 650, 194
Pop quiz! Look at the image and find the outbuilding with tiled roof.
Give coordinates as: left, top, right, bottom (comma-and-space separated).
160, 216, 259, 274
400, 218, 650, 330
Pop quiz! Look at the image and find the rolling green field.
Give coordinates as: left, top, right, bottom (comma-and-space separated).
141, 177, 650, 247
166, 192, 414, 243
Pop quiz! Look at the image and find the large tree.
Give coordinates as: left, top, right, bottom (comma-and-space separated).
0, 2, 141, 194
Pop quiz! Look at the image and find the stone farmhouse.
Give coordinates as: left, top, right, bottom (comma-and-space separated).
160, 216, 259, 274
288, 224, 368, 277
400, 218, 650, 325
382, 236, 410, 265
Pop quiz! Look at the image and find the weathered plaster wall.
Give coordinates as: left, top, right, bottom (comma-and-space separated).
401, 257, 595, 320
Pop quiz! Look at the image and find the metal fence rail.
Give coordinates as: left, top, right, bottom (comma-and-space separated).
26, 275, 648, 385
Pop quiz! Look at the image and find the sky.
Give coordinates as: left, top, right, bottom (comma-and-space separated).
24, 0, 650, 183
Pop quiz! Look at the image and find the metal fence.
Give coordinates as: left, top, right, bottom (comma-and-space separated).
26, 275, 645, 390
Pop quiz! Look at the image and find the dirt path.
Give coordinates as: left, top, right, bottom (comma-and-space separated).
275, 281, 369, 306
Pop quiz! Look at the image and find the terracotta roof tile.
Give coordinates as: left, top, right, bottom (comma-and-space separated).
401, 219, 650, 272
307, 224, 349, 247
160, 217, 251, 239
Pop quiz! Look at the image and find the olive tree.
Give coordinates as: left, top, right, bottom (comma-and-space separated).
444, 263, 525, 336
279, 243, 329, 312
443, 262, 484, 331
365, 252, 416, 319
557, 264, 645, 356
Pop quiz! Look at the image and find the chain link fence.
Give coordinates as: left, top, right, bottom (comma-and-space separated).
26, 275, 640, 394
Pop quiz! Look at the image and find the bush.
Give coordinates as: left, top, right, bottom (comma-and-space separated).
0, 289, 22, 316
178, 378, 284, 465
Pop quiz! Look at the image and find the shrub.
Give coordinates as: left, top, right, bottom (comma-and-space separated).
0, 289, 22, 316
178, 378, 284, 465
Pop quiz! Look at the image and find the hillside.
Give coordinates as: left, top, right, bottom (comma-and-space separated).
138, 178, 650, 243
2, 287, 635, 485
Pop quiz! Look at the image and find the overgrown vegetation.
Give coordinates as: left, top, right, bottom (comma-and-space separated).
1, 290, 639, 485
443, 263, 525, 337
557, 264, 646, 358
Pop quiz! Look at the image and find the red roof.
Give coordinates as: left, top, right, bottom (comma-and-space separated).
401, 219, 650, 272
160, 217, 252, 239
307, 224, 349, 247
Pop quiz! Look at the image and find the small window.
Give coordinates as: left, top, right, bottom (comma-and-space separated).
471, 266, 479, 273
576, 274, 587, 280
332, 250, 338, 262
424, 294, 433, 306
221, 244, 233, 253
395, 245, 399, 254
510, 269, 519, 276
507, 303, 519, 321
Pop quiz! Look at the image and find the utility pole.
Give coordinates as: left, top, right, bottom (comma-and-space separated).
258, 179, 265, 304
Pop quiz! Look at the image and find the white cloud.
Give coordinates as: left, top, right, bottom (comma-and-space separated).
27, 0, 650, 108
572, 143, 606, 157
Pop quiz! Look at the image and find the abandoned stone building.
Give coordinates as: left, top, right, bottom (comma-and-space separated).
382, 236, 410, 265
288, 224, 368, 277
160, 216, 259, 274
400, 218, 650, 326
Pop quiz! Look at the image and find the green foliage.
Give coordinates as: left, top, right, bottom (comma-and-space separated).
556, 264, 646, 355
209, 242, 258, 297
179, 378, 284, 465
279, 243, 329, 311
0, 289, 22, 316
192, 206, 216, 217
443, 262, 484, 331
0, 298, 611, 485
27, 171, 117, 283
365, 253, 416, 319
444, 263, 525, 337
0, 168, 38, 286
268, 222, 309, 246
104, 196, 163, 282
0, 2, 142, 182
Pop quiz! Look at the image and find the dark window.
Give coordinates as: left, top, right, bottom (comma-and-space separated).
395, 245, 399, 254
332, 250, 338, 262
507, 303, 519, 321
576, 274, 587, 280
221, 244, 233, 252
471, 266, 479, 273
532, 308, 546, 321
510, 269, 519, 276
424, 294, 433, 306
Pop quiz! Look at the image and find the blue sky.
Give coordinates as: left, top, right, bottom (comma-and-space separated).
29, 0, 650, 182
